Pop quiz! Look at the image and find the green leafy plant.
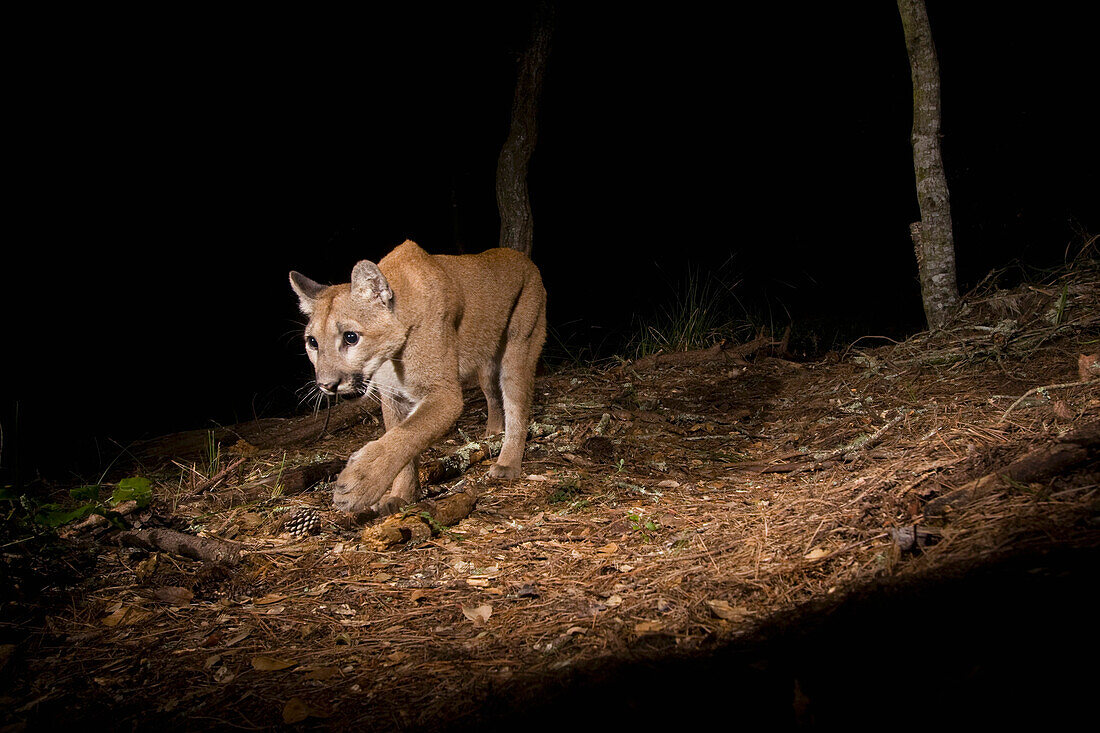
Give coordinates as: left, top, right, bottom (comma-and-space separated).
25, 476, 153, 529
626, 511, 660, 541
548, 475, 582, 504
109, 477, 153, 507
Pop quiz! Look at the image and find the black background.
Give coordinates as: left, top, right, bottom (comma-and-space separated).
3, 2, 1097, 482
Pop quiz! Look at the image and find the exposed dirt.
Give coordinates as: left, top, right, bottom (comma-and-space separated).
3, 266, 1099, 730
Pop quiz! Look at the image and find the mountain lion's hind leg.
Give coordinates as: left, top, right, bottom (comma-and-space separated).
490, 286, 547, 480
478, 366, 505, 436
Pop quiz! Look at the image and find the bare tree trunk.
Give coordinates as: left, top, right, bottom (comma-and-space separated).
496, 1, 553, 256
897, 0, 959, 329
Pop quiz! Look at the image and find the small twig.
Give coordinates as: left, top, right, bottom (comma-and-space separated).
60, 500, 139, 536
803, 533, 890, 564
999, 379, 1098, 422
499, 535, 590, 550
117, 528, 241, 565
810, 409, 911, 463
192, 457, 246, 494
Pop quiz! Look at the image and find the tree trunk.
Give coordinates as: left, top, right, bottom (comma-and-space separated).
496, 1, 554, 256
897, 0, 959, 329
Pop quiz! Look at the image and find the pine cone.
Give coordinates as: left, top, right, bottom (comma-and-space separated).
284, 507, 322, 538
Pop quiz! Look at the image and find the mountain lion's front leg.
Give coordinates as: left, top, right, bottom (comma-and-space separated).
333, 386, 462, 516
375, 396, 420, 517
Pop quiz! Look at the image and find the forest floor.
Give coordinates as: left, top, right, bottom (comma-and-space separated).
3, 261, 1100, 730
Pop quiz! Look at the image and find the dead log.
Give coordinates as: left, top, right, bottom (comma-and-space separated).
134, 400, 378, 461
258, 458, 346, 494
193, 458, 346, 510
363, 486, 482, 548
419, 436, 503, 485
925, 420, 1100, 517
626, 335, 770, 372
117, 528, 241, 565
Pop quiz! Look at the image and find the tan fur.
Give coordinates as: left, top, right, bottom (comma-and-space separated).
289, 240, 547, 517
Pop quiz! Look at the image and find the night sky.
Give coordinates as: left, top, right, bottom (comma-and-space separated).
4, 2, 1097, 481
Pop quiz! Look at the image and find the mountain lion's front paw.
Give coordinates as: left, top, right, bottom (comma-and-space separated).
375, 494, 411, 518
333, 444, 391, 514
488, 462, 523, 480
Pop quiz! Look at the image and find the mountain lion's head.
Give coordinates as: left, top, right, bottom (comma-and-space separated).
289, 261, 407, 397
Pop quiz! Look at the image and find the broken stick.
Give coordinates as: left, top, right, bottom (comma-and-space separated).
118, 528, 241, 565
626, 335, 770, 372
419, 436, 503, 485
925, 420, 1100, 517
363, 485, 482, 548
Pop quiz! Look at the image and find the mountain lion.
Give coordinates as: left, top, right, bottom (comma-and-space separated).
289, 240, 547, 518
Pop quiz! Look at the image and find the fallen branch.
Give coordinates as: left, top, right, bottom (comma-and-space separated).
925, 420, 1100, 517
363, 484, 482, 548
759, 410, 910, 473
60, 500, 139, 537
134, 400, 378, 461
192, 457, 246, 494
419, 436, 503, 486
186, 458, 346, 510
258, 458, 346, 494
416, 424, 560, 487
117, 528, 241, 565
999, 379, 1098, 422
810, 409, 910, 462
625, 335, 770, 372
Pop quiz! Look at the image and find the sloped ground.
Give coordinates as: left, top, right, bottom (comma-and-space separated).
3, 264, 1099, 730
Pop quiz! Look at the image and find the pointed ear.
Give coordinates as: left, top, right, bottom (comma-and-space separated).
289, 271, 326, 315
351, 260, 394, 308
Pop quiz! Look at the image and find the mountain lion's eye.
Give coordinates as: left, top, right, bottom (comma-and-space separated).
305, 336, 318, 349
343, 331, 359, 346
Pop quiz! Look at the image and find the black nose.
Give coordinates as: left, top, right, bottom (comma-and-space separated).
319, 379, 340, 394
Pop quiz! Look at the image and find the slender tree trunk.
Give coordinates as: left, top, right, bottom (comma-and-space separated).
496, 2, 554, 256
897, 0, 959, 329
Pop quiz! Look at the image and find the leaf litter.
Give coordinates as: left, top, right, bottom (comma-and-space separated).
3, 256, 1100, 729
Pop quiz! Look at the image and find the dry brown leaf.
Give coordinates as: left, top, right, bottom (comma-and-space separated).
384, 650, 409, 666
803, 547, 830, 561
154, 586, 194, 605
461, 604, 493, 626
253, 593, 286, 606
409, 589, 429, 603
596, 543, 619, 555
224, 627, 253, 646
101, 605, 151, 627
133, 554, 158, 580
282, 697, 313, 724
1078, 353, 1099, 381
302, 665, 340, 681
705, 599, 750, 621
633, 620, 664, 635
251, 656, 298, 672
